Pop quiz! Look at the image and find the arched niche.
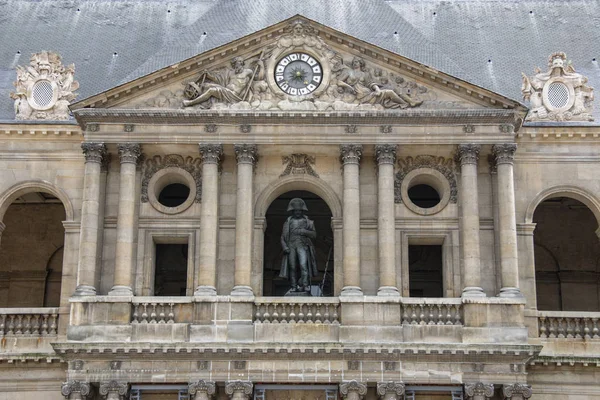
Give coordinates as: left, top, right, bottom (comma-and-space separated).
0, 180, 74, 222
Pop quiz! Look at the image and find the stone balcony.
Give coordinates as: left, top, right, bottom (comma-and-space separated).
0, 307, 60, 357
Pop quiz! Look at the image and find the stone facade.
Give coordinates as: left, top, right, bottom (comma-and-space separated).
0, 12, 599, 400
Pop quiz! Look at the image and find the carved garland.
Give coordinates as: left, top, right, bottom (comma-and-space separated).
394, 155, 457, 204
141, 154, 202, 203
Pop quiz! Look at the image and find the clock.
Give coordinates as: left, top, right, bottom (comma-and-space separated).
274, 53, 323, 96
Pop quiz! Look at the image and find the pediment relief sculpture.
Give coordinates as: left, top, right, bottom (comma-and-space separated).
11, 51, 79, 120
522, 52, 594, 121
128, 20, 465, 112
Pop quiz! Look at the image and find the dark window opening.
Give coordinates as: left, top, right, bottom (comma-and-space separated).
158, 183, 190, 207
408, 184, 441, 208
154, 243, 188, 296
409, 245, 443, 297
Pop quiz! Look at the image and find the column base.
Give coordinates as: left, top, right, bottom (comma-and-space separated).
194, 285, 217, 296
230, 285, 254, 296
73, 285, 97, 296
108, 285, 133, 296
461, 286, 487, 298
498, 287, 524, 298
340, 286, 363, 296
377, 286, 400, 296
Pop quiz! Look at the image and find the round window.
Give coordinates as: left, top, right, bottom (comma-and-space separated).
547, 82, 570, 109
400, 168, 452, 216
29, 79, 57, 110
158, 183, 191, 208
147, 167, 197, 214
407, 184, 441, 209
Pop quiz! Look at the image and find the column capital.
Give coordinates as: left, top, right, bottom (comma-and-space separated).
117, 143, 142, 164
457, 144, 481, 165
225, 381, 253, 398
99, 381, 129, 400
465, 382, 494, 399
81, 142, 107, 164
234, 144, 259, 166
199, 144, 224, 165
375, 144, 397, 165
377, 382, 405, 398
502, 383, 532, 399
340, 380, 367, 400
492, 143, 517, 165
189, 380, 216, 400
61, 380, 92, 399
340, 144, 363, 165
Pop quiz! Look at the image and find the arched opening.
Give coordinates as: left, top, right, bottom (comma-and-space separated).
533, 196, 600, 311
0, 191, 66, 307
263, 190, 334, 296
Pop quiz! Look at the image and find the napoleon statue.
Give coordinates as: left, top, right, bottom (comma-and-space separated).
279, 198, 318, 294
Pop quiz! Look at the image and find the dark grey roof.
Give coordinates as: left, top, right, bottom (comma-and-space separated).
1, 0, 599, 122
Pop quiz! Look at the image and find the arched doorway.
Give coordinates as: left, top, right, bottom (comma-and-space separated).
0, 191, 66, 307
263, 190, 334, 296
533, 196, 600, 311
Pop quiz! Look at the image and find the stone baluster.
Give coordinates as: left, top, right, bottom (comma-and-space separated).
340, 145, 363, 296
231, 145, 258, 296
109, 143, 142, 296
74, 143, 107, 296
99, 381, 129, 400
492, 144, 523, 298
375, 145, 399, 296
457, 144, 486, 297
61, 381, 92, 399
340, 381, 368, 400
225, 381, 253, 400
195, 144, 224, 296
465, 382, 494, 400
502, 383, 532, 400
189, 380, 216, 400
377, 382, 405, 400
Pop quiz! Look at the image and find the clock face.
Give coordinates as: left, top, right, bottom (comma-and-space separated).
274, 53, 323, 96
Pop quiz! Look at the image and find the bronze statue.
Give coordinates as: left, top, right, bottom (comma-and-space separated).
279, 198, 318, 294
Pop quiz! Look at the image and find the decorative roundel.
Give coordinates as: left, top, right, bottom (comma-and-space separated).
274, 52, 322, 96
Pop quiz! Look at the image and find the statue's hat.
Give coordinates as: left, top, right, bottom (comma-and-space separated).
287, 198, 308, 212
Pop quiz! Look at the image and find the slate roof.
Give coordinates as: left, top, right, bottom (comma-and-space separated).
0, 0, 599, 123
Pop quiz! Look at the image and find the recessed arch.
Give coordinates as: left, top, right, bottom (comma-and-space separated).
255, 175, 342, 219
0, 180, 74, 222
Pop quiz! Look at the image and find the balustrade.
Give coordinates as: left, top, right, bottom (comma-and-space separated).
0, 308, 58, 336
538, 311, 600, 339
131, 299, 180, 324
254, 299, 340, 324
401, 300, 463, 326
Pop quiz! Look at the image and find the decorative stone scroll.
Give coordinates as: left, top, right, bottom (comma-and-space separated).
234, 144, 259, 166
394, 155, 457, 203
11, 51, 79, 120
340, 381, 368, 400
225, 381, 253, 400
189, 380, 216, 400
456, 144, 481, 166
465, 382, 494, 400
522, 52, 594, 121
99, 381, 129, 400
199, 144, 224, 165
340, 144, 363, 165
141, 154, 202, 203
502, 383, 532, 400
280, 153, 318, 177
117, 143, 142, 164
81, 142, 107, 164
491, 144, 517, 166
377, 382, 405, 400
61, 381, 91, 399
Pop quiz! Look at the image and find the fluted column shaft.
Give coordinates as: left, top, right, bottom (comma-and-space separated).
492, 143, 522, 297
231, 145, 258, 296
74, 143, 107, 296
340, 145, 363, 296
375, 145, 399, 296
195, 145, 223, 296
109, 143, 142, 296
458, 144, 485, 297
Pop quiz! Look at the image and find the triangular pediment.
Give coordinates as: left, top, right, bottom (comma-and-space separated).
71, 15, 525, 114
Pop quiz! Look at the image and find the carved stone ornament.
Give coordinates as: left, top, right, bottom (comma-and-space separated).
199, 144, 224, 165
502, 383, 532, 399
141, 154, 202, 203
491, 143, 517, 166
339, 381, 368, 400
99, 381, 129, 400
394, 155, 457, 203
81, 142, 107, 164
189, 380, 216, 399
11, 51, 79, 120
522, 52, 594, 121
61, 381, 91, 399
117, 143, 142, 164
340, 144, 363, 165
234, 144, 259, 166
456, 144, 481, 166
377, 382, 405, 398
375, 144, 397, 165
465, 382, 494, 399
224, 381, 253, 398
281, 153, 318, 177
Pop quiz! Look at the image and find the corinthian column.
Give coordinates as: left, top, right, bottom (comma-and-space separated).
99, 381, 129, 400
375, 145, 399, 296
457, 144, 485, 297
492, 144, 522, 298
74, 143, 107, 296
109, 143, 142, 296
189, 380, 216, 400
195, 144, 223, 296
231, 144, 258, 296
225, 381, 253, 400
340, 145, 363, 296
465, 382, 494, 400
